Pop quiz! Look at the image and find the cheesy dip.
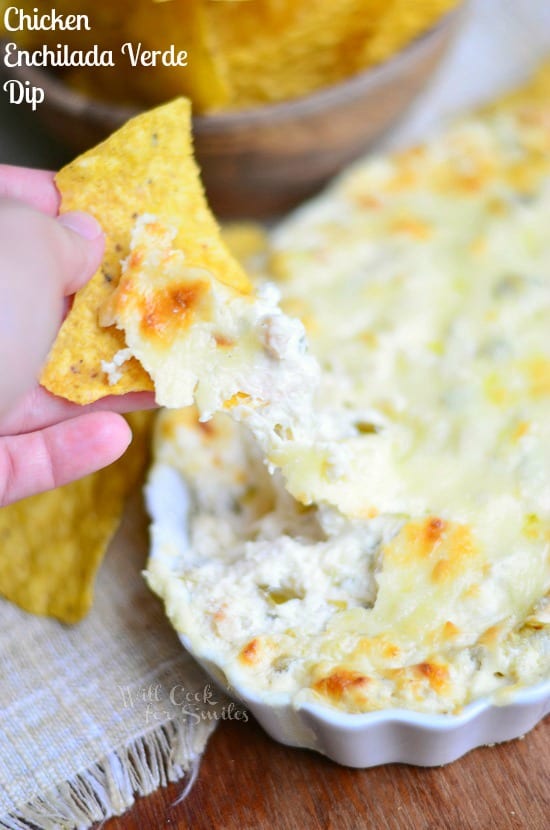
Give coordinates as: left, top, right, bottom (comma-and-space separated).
146, 67, 550, 715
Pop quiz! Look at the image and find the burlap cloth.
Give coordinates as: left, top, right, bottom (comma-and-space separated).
0, 493, 219, 829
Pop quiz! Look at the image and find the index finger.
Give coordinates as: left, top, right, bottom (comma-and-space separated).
0, 385, 157, 437
0, 165, 60, 215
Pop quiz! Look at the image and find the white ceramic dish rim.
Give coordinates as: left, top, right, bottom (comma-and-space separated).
181, 636, 549, 768
146, 463, 550, 768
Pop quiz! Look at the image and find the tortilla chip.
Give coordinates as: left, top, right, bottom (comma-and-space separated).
0, 412, 153, 623
202, 0, 375, 108
201, 0, 460, 109
359, 0, 460, 67
124, 0, 230, 111
41, 98, 250, 404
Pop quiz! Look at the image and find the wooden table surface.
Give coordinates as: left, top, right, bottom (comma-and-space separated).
101, 714, 548, 829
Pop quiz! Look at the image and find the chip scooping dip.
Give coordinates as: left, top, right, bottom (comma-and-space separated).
41, 98, 250, 405
41, 99, 322, 487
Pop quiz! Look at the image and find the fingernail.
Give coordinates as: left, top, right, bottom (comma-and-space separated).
58, 211, 103, 241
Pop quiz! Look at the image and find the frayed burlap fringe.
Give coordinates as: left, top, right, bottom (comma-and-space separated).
0, 717, 212, 830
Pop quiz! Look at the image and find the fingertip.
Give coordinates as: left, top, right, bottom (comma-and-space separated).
0, 199, 104, 304
48, 411, 133, 477
87, 412, 133, 462
0, 413, 134, 506
56, 211, 105, 295
58, 211, 103, 242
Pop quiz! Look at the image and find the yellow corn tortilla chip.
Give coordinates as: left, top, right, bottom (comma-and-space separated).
201, 0, 460, 109
0, 412, 153, 623
41, 98, 250, 404
353, 0, 459, 70
123, 0, 230, 111
202, 0, 373, 108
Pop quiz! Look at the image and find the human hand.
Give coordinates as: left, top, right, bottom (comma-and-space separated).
0, 164, 154, 507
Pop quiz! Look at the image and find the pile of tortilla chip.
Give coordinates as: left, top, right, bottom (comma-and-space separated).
3, 0, 460, 113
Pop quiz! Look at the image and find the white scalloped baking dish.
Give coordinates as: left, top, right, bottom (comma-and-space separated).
143, 44, 550, 766
192, 654, 549, 767
145, 467, 550, 768
194, 654, 550, 767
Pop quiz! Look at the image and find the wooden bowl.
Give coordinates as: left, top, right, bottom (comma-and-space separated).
0, 9, 463, 217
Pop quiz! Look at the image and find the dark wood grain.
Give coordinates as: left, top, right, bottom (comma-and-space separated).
101, 715, 548, 830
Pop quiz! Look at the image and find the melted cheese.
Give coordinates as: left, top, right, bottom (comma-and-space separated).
103, 214, 319, 428
146, 66, 550, 715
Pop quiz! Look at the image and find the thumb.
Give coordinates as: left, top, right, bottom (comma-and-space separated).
0, 199, 104, 413
56, 209, 105, 294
